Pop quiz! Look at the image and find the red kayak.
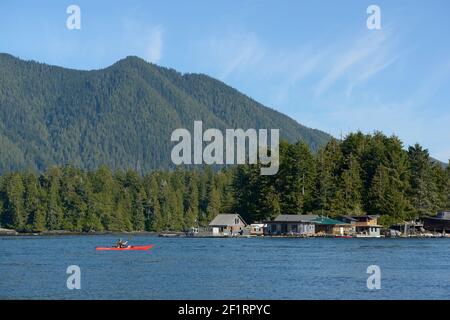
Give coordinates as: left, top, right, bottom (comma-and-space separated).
96, 245, 154, 251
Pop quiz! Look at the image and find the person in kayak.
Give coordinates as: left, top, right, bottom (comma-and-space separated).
116, 238, 128, 248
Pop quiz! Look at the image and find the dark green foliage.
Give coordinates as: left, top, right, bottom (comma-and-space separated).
232, 132, 449, 225
0, 133, 450, 232
407, 144, 438, 217
0, 166, 235, 232
0, 53, 331, 174
0, 132, 447, 231
1, 54, 445, 230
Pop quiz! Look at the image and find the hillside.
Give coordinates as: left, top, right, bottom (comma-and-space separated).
0, 53, 332, 173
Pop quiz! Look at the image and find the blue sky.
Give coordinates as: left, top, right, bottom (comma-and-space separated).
0, 0, 449, 162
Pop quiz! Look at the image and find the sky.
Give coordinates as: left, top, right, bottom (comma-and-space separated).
0, 0, 449, 162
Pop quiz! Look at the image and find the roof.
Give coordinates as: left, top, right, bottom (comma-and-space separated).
250, 223, 265, 227
270, 214, 319, 223
209, 214, 247, 226
351, 215, 380, 220
338, 215, 357, 222
437, 211, 450, 220
313, 217, 347, 225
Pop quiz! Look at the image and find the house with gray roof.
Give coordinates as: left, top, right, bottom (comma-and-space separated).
264, 214, 318, 236
209, 213, 247, 236
423, 211, 450, 233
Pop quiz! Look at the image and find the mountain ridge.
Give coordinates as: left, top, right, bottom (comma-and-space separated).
0, 53, 333, 173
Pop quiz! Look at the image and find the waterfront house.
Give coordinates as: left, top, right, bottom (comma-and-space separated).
249, 223, 265, 236
389, 221, 424, 236
313, 217, 353, 236
336, 215, 357, 234
209, 213, 247, 236
352, 215, 382, 238
264, 215, 317, 236
423, 211, 450, 233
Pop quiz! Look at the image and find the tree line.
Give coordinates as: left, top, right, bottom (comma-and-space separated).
0, 131, 448, 232
234, 132, 449, 226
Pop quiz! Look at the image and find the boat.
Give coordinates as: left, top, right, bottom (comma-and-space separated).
335, 235, 353, 238
96, 245, 154, 251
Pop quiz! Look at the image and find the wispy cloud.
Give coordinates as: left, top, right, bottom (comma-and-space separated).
199, 28, 400, 106
405, 59, 450, 108
146, 25, 163, 63
270, 50, 326, 105
205, 32, 265, 79
314, 30, 393, 97
345, 52, 399, 97
197, 31, 329, 107
120, 18, 164, 64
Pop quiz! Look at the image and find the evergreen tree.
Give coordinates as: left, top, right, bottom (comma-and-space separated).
0, 130, 445, 232
23, 173, 46, 232
184, 173, 199, 229
313, 140, 341, 215
408, 144, 438, 217
338, 154, 364, 215
4, 173, 26, 230
277, 141, 315, 214
205, 183, 221, 223
44, 168, 64, 230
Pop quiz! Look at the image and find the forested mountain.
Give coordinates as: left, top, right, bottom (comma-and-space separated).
0, 53, 331, 173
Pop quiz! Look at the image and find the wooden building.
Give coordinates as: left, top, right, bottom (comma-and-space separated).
313, 217, 353, 236
209, 213, 247, 236
423, 211, 450, 233
249, 223, 265, 236
352, 215, 382, 238
264, 215, 317, 236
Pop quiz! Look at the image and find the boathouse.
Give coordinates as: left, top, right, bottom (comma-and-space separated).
423, 211, 450, 233
264, 215, 317, 236
209, 213, 247, 236
313, 217, 353, 236
352, 215, 382, 238
249, 223, 265, 236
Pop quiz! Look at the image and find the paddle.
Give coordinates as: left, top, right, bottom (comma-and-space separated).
126, 235, 133, 247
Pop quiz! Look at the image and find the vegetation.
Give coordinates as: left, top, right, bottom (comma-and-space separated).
0, 132, 448, 232
235, 132, 449, 226
0, 53, 331, 173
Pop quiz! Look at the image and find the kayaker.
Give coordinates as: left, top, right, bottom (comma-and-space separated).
116, 239, 128, 248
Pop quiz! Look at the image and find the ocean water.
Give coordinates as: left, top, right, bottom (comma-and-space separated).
0, 235, 449, 299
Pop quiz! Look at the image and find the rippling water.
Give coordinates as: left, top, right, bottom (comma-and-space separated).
0, 235, 449, 299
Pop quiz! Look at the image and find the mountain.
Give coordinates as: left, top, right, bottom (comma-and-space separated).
0, 53, 332, 173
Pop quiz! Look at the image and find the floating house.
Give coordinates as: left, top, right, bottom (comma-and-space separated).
389, 221, 424, 236
264, 215, 318, 236
209, 213, 247, 236
423, 211, 450, 233
313, 216, 353, 236
249, 223, 265, 236
351, 215, 382, 238
336, 215, 358, 234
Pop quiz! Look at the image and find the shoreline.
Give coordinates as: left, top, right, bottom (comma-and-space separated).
0, 230, 160, 237
1, 230, 448, 239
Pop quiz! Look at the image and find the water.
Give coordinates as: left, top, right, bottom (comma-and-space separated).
0, 235, 449, 299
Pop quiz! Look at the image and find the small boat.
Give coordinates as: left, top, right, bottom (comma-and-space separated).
335, 235, 353, 238
96, 245, 154, 251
